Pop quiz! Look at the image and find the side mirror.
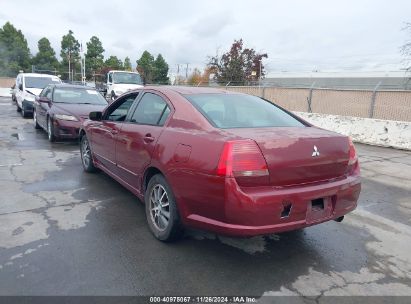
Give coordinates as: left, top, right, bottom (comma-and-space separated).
89, 111, 102, 121
18, 84, 23, 91
37, 96, 50, 103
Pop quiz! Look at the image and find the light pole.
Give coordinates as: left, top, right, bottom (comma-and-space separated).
67, 51, 71, 82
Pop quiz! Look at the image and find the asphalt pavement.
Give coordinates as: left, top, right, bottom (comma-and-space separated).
0, 96, 410, 300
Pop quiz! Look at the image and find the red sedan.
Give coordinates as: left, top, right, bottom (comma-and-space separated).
80, 86, 361, 241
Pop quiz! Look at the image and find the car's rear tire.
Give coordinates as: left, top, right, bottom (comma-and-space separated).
145, 174, 183, 242
47, 117, 56, 142
33, 109, 41, 129
80, 134, 97, 173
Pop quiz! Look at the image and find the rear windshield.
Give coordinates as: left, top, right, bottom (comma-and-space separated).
25, 77, 60, 89
53, 88, 108, 105
185, 93, 306, 128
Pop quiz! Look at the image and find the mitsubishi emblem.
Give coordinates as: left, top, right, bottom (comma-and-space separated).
312, 145, 320, 157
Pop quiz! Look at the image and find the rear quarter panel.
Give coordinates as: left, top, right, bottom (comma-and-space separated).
151, 89, 239, 224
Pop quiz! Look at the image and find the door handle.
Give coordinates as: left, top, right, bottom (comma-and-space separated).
143, 134, 155, 143
111, 129, 119, 135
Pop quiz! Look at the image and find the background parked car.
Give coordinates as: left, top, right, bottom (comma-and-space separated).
15, 73, 61, 117
34, 84, 108, 142
79, 86, 361, 242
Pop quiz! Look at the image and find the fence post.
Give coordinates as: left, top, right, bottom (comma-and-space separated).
307, 82, 316, 113
225, 81, 231, 91
261, 85, 266, 99
369, 81, 381, 118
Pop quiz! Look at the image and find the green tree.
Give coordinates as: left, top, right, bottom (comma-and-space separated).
32, 37, 59, 72
85, 36, 104, 77
208, 39, 268, 85
0, 22, 31, 76
153, 54, 169, 84
104, 55, 123, 70
136, 50, 154, 84
123, 57, 132, 71
60, 30, 80, 80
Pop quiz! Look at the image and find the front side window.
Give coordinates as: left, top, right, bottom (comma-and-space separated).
46, 88, 53, 99
185, 93, 306, 129
130, 93, 170, 126
40, 87, 49, 97
105, 93, 138, 121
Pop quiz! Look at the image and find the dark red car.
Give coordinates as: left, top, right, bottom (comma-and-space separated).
79, 86, 361, 241
33, 84, 107, 142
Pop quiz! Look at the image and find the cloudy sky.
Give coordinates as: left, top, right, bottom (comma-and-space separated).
0, 0, 410, 75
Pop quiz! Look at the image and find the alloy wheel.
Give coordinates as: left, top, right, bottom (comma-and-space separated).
81, 137, 91, 168
149, 184, 170, 231
47, 118, 52, 140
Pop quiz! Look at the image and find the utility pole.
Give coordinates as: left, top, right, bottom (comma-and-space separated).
185, 63, 189, 80
67, 51, 71, 82
176, 64, 180, 85
80, 42, 86, 85
259, 58, 262, 88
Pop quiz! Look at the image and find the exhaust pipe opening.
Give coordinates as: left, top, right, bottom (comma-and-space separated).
281, 203, 292, 218
335, 216, 344, 222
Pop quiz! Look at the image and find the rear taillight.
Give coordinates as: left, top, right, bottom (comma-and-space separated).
217, 140, 269, 181
347, 138, 360, 175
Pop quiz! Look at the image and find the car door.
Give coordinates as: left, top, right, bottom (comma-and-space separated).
90, 92, 139, 174
115, 91, 172, 192
37, 86, 53, 129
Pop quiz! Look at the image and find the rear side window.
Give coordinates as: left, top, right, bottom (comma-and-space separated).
130, 93, 170, 126
185, 93, 305, 128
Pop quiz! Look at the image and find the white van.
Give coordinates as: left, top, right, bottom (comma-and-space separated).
15, 73, 61, 117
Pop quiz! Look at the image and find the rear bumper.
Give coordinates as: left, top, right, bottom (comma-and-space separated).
185, 175, 361, 237
53, 119, 81, 139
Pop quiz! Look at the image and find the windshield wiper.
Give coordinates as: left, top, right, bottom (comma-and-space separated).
26, 90, 37, 96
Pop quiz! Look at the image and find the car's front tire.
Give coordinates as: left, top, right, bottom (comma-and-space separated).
16, 103, 21, 112
145, 174, 183, 242
80, 134, 97, 173
110, 91, 116, 102
21, 104, 30, 118
33, 109, 40, 129
47, 117, 56, 142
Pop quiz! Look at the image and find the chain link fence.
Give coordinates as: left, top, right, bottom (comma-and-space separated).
2, 75, 411, 122
224, 85, 411, 122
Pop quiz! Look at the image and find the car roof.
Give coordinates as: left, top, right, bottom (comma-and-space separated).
144, 85, 233, 95
19, 73, 60, 79
51, 84, 97, 90
110, 70, 140, 74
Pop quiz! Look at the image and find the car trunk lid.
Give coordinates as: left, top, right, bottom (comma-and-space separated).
223, 127, 350, 186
